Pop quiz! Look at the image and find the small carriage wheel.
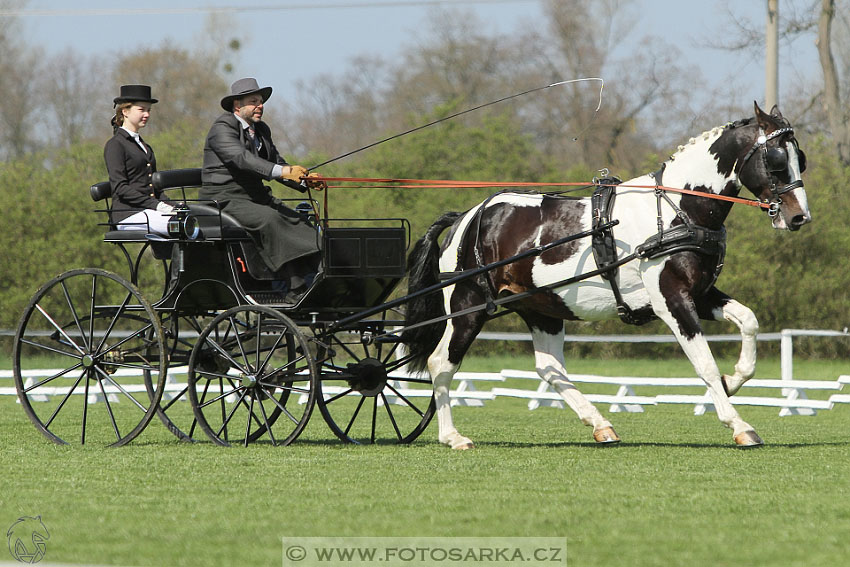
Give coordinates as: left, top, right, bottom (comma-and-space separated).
145, 311, 218, 442
12, 268, 166, 446
315, 309, 435, 445
187, 305, 317, 447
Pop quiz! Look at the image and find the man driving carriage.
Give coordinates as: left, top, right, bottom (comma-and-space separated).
200, 77, 324, 304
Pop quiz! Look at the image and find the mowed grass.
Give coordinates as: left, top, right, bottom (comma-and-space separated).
1, 356, 849, 567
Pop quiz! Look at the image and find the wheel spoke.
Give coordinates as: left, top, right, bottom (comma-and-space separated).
59, 279, 89, 351
215, 388, 249, 439
324, 387, 354, 405
344, 396, 366, 436
94, 291, 134, 354
259, 330, 285, 375
44, 374, 84, 428
244, 395, 256, 447
256, 395, 278, 446
35, 304, 85, 356
254, 313, 264, 372
230, 316, 252, 372
94, 323, 156, 360
160, 385, 189, 412
81, 370, 91, 444
261, 387, 300, 426
385, 382, 425, 416
19, 337, 85, 359
381, 392, 404, 441
96, 370, 149, 413
260, 381, 311, 395
370, 396, 378, 444
22, 363, 83, 393
203, 332, 249, 376
98, 375, 122, 441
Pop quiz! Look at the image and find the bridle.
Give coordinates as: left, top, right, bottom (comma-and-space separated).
737, 126, 806, 218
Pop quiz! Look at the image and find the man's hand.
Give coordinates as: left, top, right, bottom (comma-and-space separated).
305, 171, 327, 191
280, 164, 308, 183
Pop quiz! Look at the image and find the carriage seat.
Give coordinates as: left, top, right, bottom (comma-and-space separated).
90, 168, 250, 242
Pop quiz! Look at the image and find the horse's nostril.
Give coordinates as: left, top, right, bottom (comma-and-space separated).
790, 214, 807, 227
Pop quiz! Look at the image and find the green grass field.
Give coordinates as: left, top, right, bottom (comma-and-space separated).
2, 355, 849, 566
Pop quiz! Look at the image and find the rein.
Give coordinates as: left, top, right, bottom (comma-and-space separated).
310, 176, 773, 210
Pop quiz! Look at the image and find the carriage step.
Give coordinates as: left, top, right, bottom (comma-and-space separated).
245, 292, 289, 305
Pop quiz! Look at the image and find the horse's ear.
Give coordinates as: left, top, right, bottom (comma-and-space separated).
754, 101, 772, 130
753, 101, 782, 132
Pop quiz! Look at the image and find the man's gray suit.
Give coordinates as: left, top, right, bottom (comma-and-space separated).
200, 112, 319, 272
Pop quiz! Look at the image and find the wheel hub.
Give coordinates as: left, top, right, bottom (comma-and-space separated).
345, 358, 387, 397
241, 374, 258, 389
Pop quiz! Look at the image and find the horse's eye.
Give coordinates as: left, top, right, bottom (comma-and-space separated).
765, 147, 788, 173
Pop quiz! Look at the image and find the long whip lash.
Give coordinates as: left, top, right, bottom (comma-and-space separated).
308, 77, 604, 171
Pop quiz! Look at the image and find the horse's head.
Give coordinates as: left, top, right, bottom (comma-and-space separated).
735, 102, 812, 231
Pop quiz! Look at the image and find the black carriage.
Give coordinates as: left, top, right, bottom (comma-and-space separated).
12, 169, 435, 447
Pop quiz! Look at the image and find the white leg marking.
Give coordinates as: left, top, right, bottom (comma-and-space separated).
428, 318, 474, 450
531, 329, 615, 438
714, 299, 759, 395
643, 271, 756, 441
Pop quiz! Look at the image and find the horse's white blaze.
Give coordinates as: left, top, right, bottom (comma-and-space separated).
786, 141, 812, 222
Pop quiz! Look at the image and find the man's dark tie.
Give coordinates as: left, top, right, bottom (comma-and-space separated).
247, 126, 261, 152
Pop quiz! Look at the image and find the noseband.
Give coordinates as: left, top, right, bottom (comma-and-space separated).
738, 126, 804, 217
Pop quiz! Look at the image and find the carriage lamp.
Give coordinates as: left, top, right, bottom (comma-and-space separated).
167, 208, 200, 240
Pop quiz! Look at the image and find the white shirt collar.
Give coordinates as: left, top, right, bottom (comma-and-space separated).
120, 126, 147, 152
233, 113, 251, 130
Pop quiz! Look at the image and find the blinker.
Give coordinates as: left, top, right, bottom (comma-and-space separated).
765, 147, 787, 173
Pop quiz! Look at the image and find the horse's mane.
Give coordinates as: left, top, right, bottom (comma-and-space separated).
669, 117, 758, 160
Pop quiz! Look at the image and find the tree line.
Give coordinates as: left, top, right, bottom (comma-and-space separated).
1, 0, 849, 357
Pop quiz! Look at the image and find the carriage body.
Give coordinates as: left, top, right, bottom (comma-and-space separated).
13, 168, 433, 447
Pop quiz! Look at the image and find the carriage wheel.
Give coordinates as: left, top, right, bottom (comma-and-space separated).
12, 269, 166, 446
145, 311, 217, 442
187, 305, 316, 446
315, 311, 435, 445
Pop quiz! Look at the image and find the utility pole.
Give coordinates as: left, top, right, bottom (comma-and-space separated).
765, 0, 779, 108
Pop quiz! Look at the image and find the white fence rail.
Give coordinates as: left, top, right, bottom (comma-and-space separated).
3, 329, 849, 416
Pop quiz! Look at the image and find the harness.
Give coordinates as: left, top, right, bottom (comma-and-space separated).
737, 126, 804, 217
590, 167, 726, 325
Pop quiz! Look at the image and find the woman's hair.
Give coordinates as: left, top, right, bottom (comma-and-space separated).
110, 102, 134, 131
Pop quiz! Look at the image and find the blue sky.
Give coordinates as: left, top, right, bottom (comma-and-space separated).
12, 1, 819, 111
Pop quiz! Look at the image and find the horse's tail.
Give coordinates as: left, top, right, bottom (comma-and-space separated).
401, 211, 463, 373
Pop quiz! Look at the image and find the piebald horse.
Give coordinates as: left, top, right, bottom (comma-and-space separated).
402, 103, 811, 448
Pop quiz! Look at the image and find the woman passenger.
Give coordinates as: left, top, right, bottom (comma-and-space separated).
103, 84, 175, 235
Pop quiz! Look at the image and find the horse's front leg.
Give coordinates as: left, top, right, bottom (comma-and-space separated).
697, 287, 759, 396
646, 269, 763, 446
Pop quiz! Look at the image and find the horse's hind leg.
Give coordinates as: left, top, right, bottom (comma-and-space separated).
523, 314, 619, 444
428, 293, 487, 450
697, 287, 759, 396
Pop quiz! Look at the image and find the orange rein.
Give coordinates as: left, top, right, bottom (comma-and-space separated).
308, 176, 772, 210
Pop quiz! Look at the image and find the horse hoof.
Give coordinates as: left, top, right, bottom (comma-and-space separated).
734, 430, 764, 448
593, 426, 621, 444
721, 374, 742, 397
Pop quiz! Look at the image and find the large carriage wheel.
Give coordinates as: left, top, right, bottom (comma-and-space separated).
315, 310, 435, 445
13, 269, 166, 446
145, 311, 218, 442
187, 305, 316, 446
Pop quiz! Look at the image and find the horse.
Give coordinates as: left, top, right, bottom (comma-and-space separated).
401, 102, 811, 449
